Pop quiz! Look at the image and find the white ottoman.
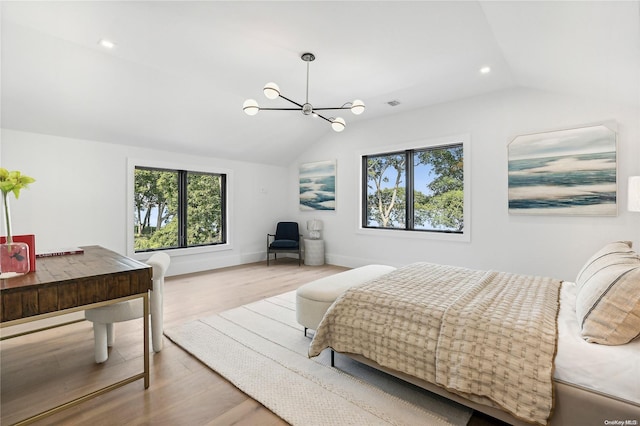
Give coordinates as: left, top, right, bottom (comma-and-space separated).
296, 264, 396, 335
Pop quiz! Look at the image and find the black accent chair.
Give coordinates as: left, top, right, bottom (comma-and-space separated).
267, 222, 301, 266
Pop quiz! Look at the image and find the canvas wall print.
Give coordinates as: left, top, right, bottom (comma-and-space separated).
299, 160, 336, 211
508, 124, 617, 215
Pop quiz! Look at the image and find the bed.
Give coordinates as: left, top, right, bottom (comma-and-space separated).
308, 242, 640, 426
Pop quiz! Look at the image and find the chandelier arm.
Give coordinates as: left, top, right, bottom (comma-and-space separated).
313, 112, 333, 123
311, 107, 352, 111
278, 94, 305, 108
258, 108, 303, 111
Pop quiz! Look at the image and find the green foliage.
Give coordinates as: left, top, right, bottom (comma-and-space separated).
187, 173, 222, 245
415, 189, 464, 232
134, 169, 175, 237
415, 146, 464, 231
366, 154, 405, 227
367, 187, 406, 227
416, 147, 463, 188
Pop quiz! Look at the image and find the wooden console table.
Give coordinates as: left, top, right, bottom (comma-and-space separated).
0, 245, 152, 425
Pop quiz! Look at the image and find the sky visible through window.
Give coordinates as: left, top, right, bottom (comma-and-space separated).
370, 160, 435, 194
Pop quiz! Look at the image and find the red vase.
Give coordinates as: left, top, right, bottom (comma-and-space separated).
0, 241, 30, 278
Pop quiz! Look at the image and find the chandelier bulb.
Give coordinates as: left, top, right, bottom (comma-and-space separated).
263, 82, 280, 100
351, 99, 365, 115
331, 117, 346, 132
243, 99, 260, 116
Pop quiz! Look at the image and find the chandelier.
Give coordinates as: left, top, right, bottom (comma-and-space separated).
242, 52, 365, 132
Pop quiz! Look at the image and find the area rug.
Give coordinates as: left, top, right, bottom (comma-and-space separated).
164, 291, 472, 426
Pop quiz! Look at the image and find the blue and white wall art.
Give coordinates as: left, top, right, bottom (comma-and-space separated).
508, 124, 617, 216
299, 160, 336, 211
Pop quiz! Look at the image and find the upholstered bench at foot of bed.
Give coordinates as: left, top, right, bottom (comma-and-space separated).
296, 264, 396, 335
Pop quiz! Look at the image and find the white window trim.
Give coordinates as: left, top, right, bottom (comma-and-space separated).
126, 157, 234, 260
356, 133, 471, 243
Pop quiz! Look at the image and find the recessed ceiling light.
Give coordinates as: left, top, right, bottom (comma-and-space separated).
479, 66, 491, 74
98, 39, 116, 49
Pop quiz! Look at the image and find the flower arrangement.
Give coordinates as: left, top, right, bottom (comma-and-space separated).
0, 168, 35, 244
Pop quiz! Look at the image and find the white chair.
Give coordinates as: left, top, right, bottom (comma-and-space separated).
85, 252, 170, 363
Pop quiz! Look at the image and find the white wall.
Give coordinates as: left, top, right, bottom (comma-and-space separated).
2, 87, 638, 281
290, 87, 640, 281
0, 129, 290, 276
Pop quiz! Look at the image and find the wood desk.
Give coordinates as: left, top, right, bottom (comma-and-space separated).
0, 245, 152, 425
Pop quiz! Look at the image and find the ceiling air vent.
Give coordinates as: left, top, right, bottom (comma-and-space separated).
387, 100, 401, 107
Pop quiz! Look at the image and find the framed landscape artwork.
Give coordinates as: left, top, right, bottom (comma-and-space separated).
299, 160, 336, 211
508, 124, 617, 216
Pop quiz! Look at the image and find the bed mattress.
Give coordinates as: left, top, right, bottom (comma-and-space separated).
555, 281, 640, 404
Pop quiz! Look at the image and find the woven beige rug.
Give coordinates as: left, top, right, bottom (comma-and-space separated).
164, 291, 472, 426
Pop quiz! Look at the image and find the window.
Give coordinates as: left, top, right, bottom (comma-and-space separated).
362, 143, 464, 233
134, 166, 226, 252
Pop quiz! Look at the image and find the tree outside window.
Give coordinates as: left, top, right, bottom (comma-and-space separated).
365, 153, 407, 228
363, 144, 463, 233
134, 167, 226, 252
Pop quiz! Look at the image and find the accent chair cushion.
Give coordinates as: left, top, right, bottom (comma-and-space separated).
575, 241, 640, 345
270, 239, 299, 249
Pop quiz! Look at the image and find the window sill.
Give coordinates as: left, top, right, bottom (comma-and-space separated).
356, 227, 470, 243
130, 242, 233, 261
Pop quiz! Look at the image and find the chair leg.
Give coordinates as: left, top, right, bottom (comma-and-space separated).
93, 323, 109, 364
106, 323, 115, 347
151, 310, 163, 353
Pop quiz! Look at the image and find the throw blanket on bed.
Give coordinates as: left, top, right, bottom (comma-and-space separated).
308, 262, 562, 425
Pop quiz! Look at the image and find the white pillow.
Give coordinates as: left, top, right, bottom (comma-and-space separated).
575, 241, 636, 287
575, 241, 640, 345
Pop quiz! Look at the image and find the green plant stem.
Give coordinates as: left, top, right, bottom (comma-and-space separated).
2, 192, 12, 244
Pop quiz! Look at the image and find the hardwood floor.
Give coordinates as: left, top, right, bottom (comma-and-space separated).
1, 259, 507, 425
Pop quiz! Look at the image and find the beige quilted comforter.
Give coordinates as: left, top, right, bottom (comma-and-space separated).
308, 262, 562, 425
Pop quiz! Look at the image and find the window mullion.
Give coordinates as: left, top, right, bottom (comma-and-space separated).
220, 174, 227, 244
406, 150, 414, 230
178, 171, 188, 247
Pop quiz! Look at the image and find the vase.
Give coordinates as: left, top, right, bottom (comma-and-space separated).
0, 241, 30, 278
1, 195, 30, 278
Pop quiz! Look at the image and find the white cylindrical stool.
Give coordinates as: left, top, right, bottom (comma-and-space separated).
304, 239, 325, 266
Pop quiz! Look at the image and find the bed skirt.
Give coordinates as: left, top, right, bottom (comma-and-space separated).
339, 352, 640, 426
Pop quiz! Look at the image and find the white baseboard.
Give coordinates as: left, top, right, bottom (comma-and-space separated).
326, 253, 400, 269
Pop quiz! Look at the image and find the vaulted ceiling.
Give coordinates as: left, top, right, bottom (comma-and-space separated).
2, 1, 639, 165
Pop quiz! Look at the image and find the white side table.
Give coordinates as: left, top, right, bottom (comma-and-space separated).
304, 239, 325, 266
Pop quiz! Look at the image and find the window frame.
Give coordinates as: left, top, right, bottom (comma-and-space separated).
357, 134, 471, 242
127, 158, 234, 259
